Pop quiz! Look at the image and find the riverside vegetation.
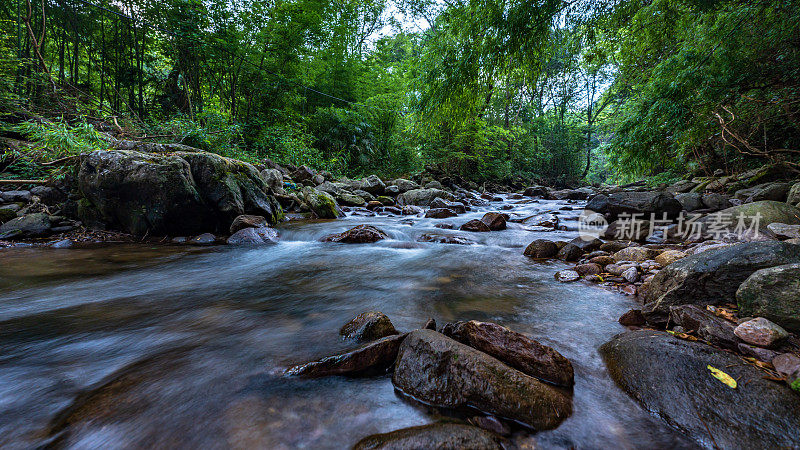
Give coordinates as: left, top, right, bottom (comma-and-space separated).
1, 0, 800, 448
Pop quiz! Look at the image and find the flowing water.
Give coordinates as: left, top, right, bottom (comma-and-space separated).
0, 197, 698, 449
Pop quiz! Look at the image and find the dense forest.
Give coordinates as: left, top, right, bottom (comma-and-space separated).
1, 0, 799, 184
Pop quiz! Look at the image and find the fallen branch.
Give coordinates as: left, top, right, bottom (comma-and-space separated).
0, 179, 49, 185
41, 154, 83, 166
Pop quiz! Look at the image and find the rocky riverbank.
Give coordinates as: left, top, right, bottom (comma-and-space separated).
2, 145, 799, 448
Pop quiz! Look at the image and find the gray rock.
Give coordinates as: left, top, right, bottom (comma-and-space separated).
353, 423, 505, 450
555, 269, 580, 282
734, 317, 789, 348
668, 305, 740, 350
0, 204, 19, 223
787, 181, 800, 206
523, 239, 558, 258
229, 214, 267, 234
585, 191, 682, 221
79, 150, 282, 235
735, 182, 791, 203
772, 353, 800, 382
701, 192, 732, 211
301, 187, 340, 219
30, 186, 65, 204
340, 311, 398, 342
425, 180, 443, 190
767, 223, 800, 239
392, 329, 572, 430
285, 334, 406, 378
397, 188, 454, 206
260, 168, 284, 193
440, 320, 574, 387
621, 266, 639, 283
738, 343, 780, 363
524, 186, 548, 197
737, 263, 800, 332
226, 227, 278, 245
0, 213, 53, 239
425, 208, 458, 219
393, 178, 420, 193
675, 192, 703, 211
189, 233, 216, 245
430, 197, 466, 214
0, 190, 32, 203
337, 192, 366, 207
600, 330, 800, 449
360, 175, 386, 195
642, 242, 800, 324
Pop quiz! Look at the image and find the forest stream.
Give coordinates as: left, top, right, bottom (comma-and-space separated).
0, 196, 699, 449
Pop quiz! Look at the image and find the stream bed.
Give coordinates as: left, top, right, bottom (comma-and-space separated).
0, 197, 698, 449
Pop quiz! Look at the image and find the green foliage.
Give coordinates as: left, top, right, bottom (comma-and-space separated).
10, 119, 109, 158
791, 378, 800, 393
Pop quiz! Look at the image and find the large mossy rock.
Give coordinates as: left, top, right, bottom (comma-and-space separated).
600, 330, 800, 449
737, 264, 800, 332
176, 151, 282, 227
396, 188, 455, 206
392, 329, 572, 430
301, 187, 340, 219
79, 150, 283, 235
353, 423, 505, 450
585, 191, 681, 221
642, 241, 800, 324
78, 150, 210, 235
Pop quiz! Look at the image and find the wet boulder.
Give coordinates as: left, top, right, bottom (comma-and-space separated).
459, 219, 491, 232
393, 178, 420, 193
425, 208, 458, 219
229, 214, 267, 234
701, 193, 732, 211
392, 330, 572, 430
585, 191, 682, 221
301, 187, 340, 219
735, 182, 791, 203
284, 334, 406, 378
340, 311, 398, 342
0, 213, 54, 239
321, 225, 388, 243
359, 175, 386, 195
523, 239, 558, 258
0, 190, 32, 203
654, 249, 687, 266
176, 151, 283, 227
668, 305, 739, 350
397, 188, 455, 207
430, 197, 466, 214
556, 243, 583, 261
337, 192, 366, 207
226, 226, 278, 245
260, 168, 284, 193
440, 321, 574, 387
600, 330, 800, 449
642, 242, 800, 324
78, 150, 212, 235
674, 192, 703, 212
290, 165, 315, 182
523, 186, 548, 198
480, 212, 507, 231
737, 264, 800, 332
353, 423, 505, 450
699, 201, 800, 234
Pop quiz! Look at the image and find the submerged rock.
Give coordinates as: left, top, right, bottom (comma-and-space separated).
392, 330, 572, 430
417, 234, 474, 245
425, 208, 458, 219
284, 334, 406, 378
600, 330, 800, 449
321, 225, 388, 243
340, 311, 398, 342
440, 321, 574, 387
353, 423, 505, 450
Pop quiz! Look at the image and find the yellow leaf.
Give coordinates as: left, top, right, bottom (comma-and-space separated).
708, 365, 737, 389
